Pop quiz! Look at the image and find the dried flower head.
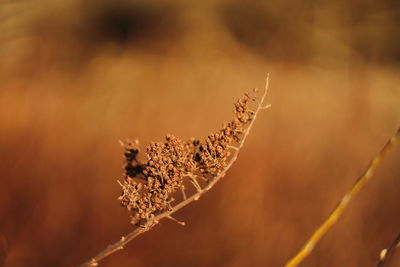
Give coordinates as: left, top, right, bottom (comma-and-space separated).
79, 79, 270, 267
118, 89, 262, 225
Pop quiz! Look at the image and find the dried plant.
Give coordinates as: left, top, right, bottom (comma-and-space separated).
285, 126, 400, 267
78, 77, 271, 267
377, 232, 400, 267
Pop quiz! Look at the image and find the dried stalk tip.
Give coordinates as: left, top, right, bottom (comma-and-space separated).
89, 259, 98, 266
380, 249, 387, 260
118, 91, 258, 225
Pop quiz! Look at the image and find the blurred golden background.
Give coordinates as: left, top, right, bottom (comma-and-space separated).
1, 0, 399, 266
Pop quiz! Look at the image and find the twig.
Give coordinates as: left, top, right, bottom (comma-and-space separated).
166, 215, 186, 226
180, 185, 187, 200
285, 126, 400, 267
188, 174, 202, 192
377, 232, 400, 267
78, 76, 271, 267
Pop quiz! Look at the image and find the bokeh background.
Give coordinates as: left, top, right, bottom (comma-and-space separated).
1, 0, 400, 266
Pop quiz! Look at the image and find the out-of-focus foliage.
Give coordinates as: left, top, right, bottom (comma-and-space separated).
0, 0, 399, 266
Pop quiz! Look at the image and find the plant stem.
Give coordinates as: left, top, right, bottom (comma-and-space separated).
78, 76, 270, 267
377, 232, 400, 267
285, 126, 400, 267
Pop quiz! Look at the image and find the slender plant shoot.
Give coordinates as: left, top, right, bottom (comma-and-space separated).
377, 232, 400, 267
285, 126, 400, 267
79, 77, 271, 267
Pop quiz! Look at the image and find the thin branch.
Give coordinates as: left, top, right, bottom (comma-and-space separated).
166, 215, 186, 226
188, 174, 202, 192
377, 232, 400, 267
180, 186, 187, 200
285, 126, 400, 267
78, 76, 271, 267
228, 145, 239, 151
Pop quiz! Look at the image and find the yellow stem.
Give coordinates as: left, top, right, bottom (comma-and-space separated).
285, 126, 400, 267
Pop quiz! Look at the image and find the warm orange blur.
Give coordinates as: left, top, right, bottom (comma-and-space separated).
1, 1, 399, 266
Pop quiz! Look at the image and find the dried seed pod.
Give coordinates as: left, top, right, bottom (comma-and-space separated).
118, 91, 257, 225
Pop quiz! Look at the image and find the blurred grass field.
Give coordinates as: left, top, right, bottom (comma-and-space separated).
1, 0, 400, 266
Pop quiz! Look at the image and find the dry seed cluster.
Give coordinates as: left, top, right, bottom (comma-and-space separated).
119, 91, 257, 225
